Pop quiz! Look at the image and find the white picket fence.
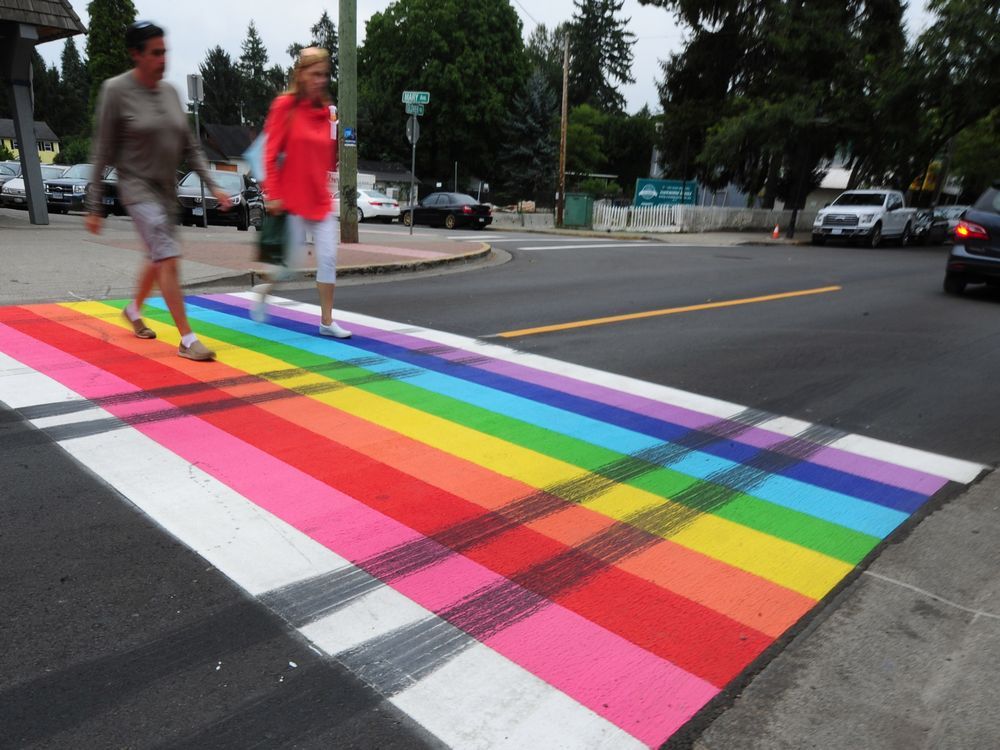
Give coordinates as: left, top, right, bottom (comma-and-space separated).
592, 201, 818, 234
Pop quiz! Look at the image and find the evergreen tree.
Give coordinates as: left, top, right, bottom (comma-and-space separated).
502, 69, 558, 202
238, 21, 273, 129
568, 0, 635, 112
60, 37, 90, 137
199, 46, 242, 125
310, 11, 339, 73
525, 22, 570, 99
86, 0, 136, 111
30, 52, 64, 135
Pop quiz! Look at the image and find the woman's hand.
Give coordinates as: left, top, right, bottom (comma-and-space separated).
265, 199, 285, 215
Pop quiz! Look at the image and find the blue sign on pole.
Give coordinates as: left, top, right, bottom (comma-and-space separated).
633, 178, 698, 207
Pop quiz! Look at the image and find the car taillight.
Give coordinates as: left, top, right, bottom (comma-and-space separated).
462, 205, 473, 214
370, 201, 383, 206
955, 220, 990, 241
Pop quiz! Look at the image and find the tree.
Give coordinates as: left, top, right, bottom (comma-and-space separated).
502, 69, 558, 202
603, 106, 657, 197
199, 46, 242, 125
526, 22, 570, 99
59, 37, 90, 137
238, 21, 273, 129
359, 0, 529, 184
951, 109, 1000, 199
86, 0, 136, 111
569, 0, 635, 112
566, 103, 606, 176
310, 10, 339, 72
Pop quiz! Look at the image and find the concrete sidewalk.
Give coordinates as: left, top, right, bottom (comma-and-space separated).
0, 209, 491, 304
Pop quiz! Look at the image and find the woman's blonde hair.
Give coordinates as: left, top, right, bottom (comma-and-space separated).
285, 46, 331, 102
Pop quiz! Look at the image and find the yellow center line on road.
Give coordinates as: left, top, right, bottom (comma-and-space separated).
495, 285, 843, 338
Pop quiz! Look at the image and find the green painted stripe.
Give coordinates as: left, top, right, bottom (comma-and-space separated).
123, 300, 878, 564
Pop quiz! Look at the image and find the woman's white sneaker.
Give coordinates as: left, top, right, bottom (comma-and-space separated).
318, 321, 352, 339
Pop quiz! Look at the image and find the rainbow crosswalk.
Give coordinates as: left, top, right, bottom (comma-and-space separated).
0, 294, 984, 748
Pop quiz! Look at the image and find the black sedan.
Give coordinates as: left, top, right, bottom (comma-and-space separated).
45, 163, 101, 213
402, 192, 492, 230
177, 170, 264, 231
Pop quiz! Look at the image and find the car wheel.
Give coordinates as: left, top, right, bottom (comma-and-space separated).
868, 222, 882, 248
237, 207, 250, 231
403, 211, 413, 227
811, 234, 825, 246
899, 222, 912, 247
355, 207, 364, 223
943, 273, 967, 295
445, 214, 457, 230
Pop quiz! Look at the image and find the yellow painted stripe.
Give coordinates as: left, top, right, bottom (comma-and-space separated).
497, 286, 843, 338
69, 300, 851, 599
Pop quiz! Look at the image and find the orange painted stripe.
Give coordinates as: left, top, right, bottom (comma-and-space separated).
43, 302, 816, 637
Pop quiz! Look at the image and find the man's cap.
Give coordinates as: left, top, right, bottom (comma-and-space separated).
125, 20, 164, 50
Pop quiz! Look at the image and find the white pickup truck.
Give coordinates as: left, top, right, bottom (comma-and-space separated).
812, 189, 917, 247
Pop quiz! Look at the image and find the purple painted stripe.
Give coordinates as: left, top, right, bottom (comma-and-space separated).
213, 293, 947, 496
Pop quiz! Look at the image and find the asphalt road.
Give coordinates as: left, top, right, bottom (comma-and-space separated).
318, 226, 1000, 466
4, 226, 997, 748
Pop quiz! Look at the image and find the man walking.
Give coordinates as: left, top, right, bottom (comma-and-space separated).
85, 21, 230, 361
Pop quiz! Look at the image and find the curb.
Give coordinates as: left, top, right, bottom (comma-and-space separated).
488, 223, 811, 246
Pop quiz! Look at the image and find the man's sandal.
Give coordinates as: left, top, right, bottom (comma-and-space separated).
122, 309, 156, 339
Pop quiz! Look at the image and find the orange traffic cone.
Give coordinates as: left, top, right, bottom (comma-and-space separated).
772, 223, 781, 239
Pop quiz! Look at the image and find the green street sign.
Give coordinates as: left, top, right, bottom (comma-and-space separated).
405, 103, 425, 116
401, 91, 430, 105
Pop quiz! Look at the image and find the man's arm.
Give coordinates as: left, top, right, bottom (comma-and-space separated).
85, 80, 119, 232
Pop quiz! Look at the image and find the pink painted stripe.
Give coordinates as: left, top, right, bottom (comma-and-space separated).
214, 294, 946, 495
342, 243, 451, 260
0, 321, 718, 746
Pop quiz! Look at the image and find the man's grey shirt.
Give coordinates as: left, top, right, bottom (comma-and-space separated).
86, 71, 218, 214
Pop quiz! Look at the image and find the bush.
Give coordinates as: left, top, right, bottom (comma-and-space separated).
0, 144, 14, 161
573, 177, 622, 200
54, 136, 90, 165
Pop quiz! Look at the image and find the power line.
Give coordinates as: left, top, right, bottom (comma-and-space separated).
512, 0, 541, 27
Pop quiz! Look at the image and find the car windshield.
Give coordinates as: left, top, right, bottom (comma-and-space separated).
61, 164, 93, 180
41, 166, 66, 180
451, 193, 478, 205
105, 168, 119, 181
935, 206, 966, 218
179, 171, 243, 193
832, 193, 886, 207
973, 188, 1000, 216
1, 162, 21, 176
361, 190, 392, 201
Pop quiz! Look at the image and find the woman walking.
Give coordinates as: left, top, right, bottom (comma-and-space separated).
255, 46, 351, 338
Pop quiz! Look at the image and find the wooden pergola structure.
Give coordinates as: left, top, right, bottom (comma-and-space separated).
1, 1, 85, 224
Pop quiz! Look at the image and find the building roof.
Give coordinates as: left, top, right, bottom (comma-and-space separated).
0, 118, 59, 141
0, 0, 86, 44
201, 123, 255, 160
358, 159, 419, 184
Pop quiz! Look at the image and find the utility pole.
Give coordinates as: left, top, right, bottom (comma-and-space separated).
338, 0, 359, 243
557, 36, 569, 228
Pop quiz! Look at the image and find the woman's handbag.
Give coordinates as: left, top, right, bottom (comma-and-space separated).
256, 208, 286, 265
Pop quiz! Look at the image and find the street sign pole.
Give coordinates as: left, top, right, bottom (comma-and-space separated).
187, 74, 206, 228
408, 114, 418, 236
401, 92, 429, 236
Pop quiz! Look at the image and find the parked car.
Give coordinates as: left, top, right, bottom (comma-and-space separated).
942, 183, 1000, 294
811, 189, 917, 247
0, 162, 18, 189
911, 208, 950, 245
402, 192, 493, 230
1, 165, 67, 208
934, 204, 969, 239
44, 163, 101, 214
100, 167, 125, 215
176, 170, 264, 231
354, 188, 400, 222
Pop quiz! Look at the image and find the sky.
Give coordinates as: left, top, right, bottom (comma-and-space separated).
41, 1, 936, 115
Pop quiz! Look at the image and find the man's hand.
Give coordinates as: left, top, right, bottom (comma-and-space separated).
265, 199, 285, 215
213, 188, 233, 211
85, 213, 103, 235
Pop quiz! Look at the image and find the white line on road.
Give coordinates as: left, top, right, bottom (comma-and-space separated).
518, 242, 669, 251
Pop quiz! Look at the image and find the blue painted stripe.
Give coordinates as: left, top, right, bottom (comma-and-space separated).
192, 295, 928, 515
177, 296, 911, 538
